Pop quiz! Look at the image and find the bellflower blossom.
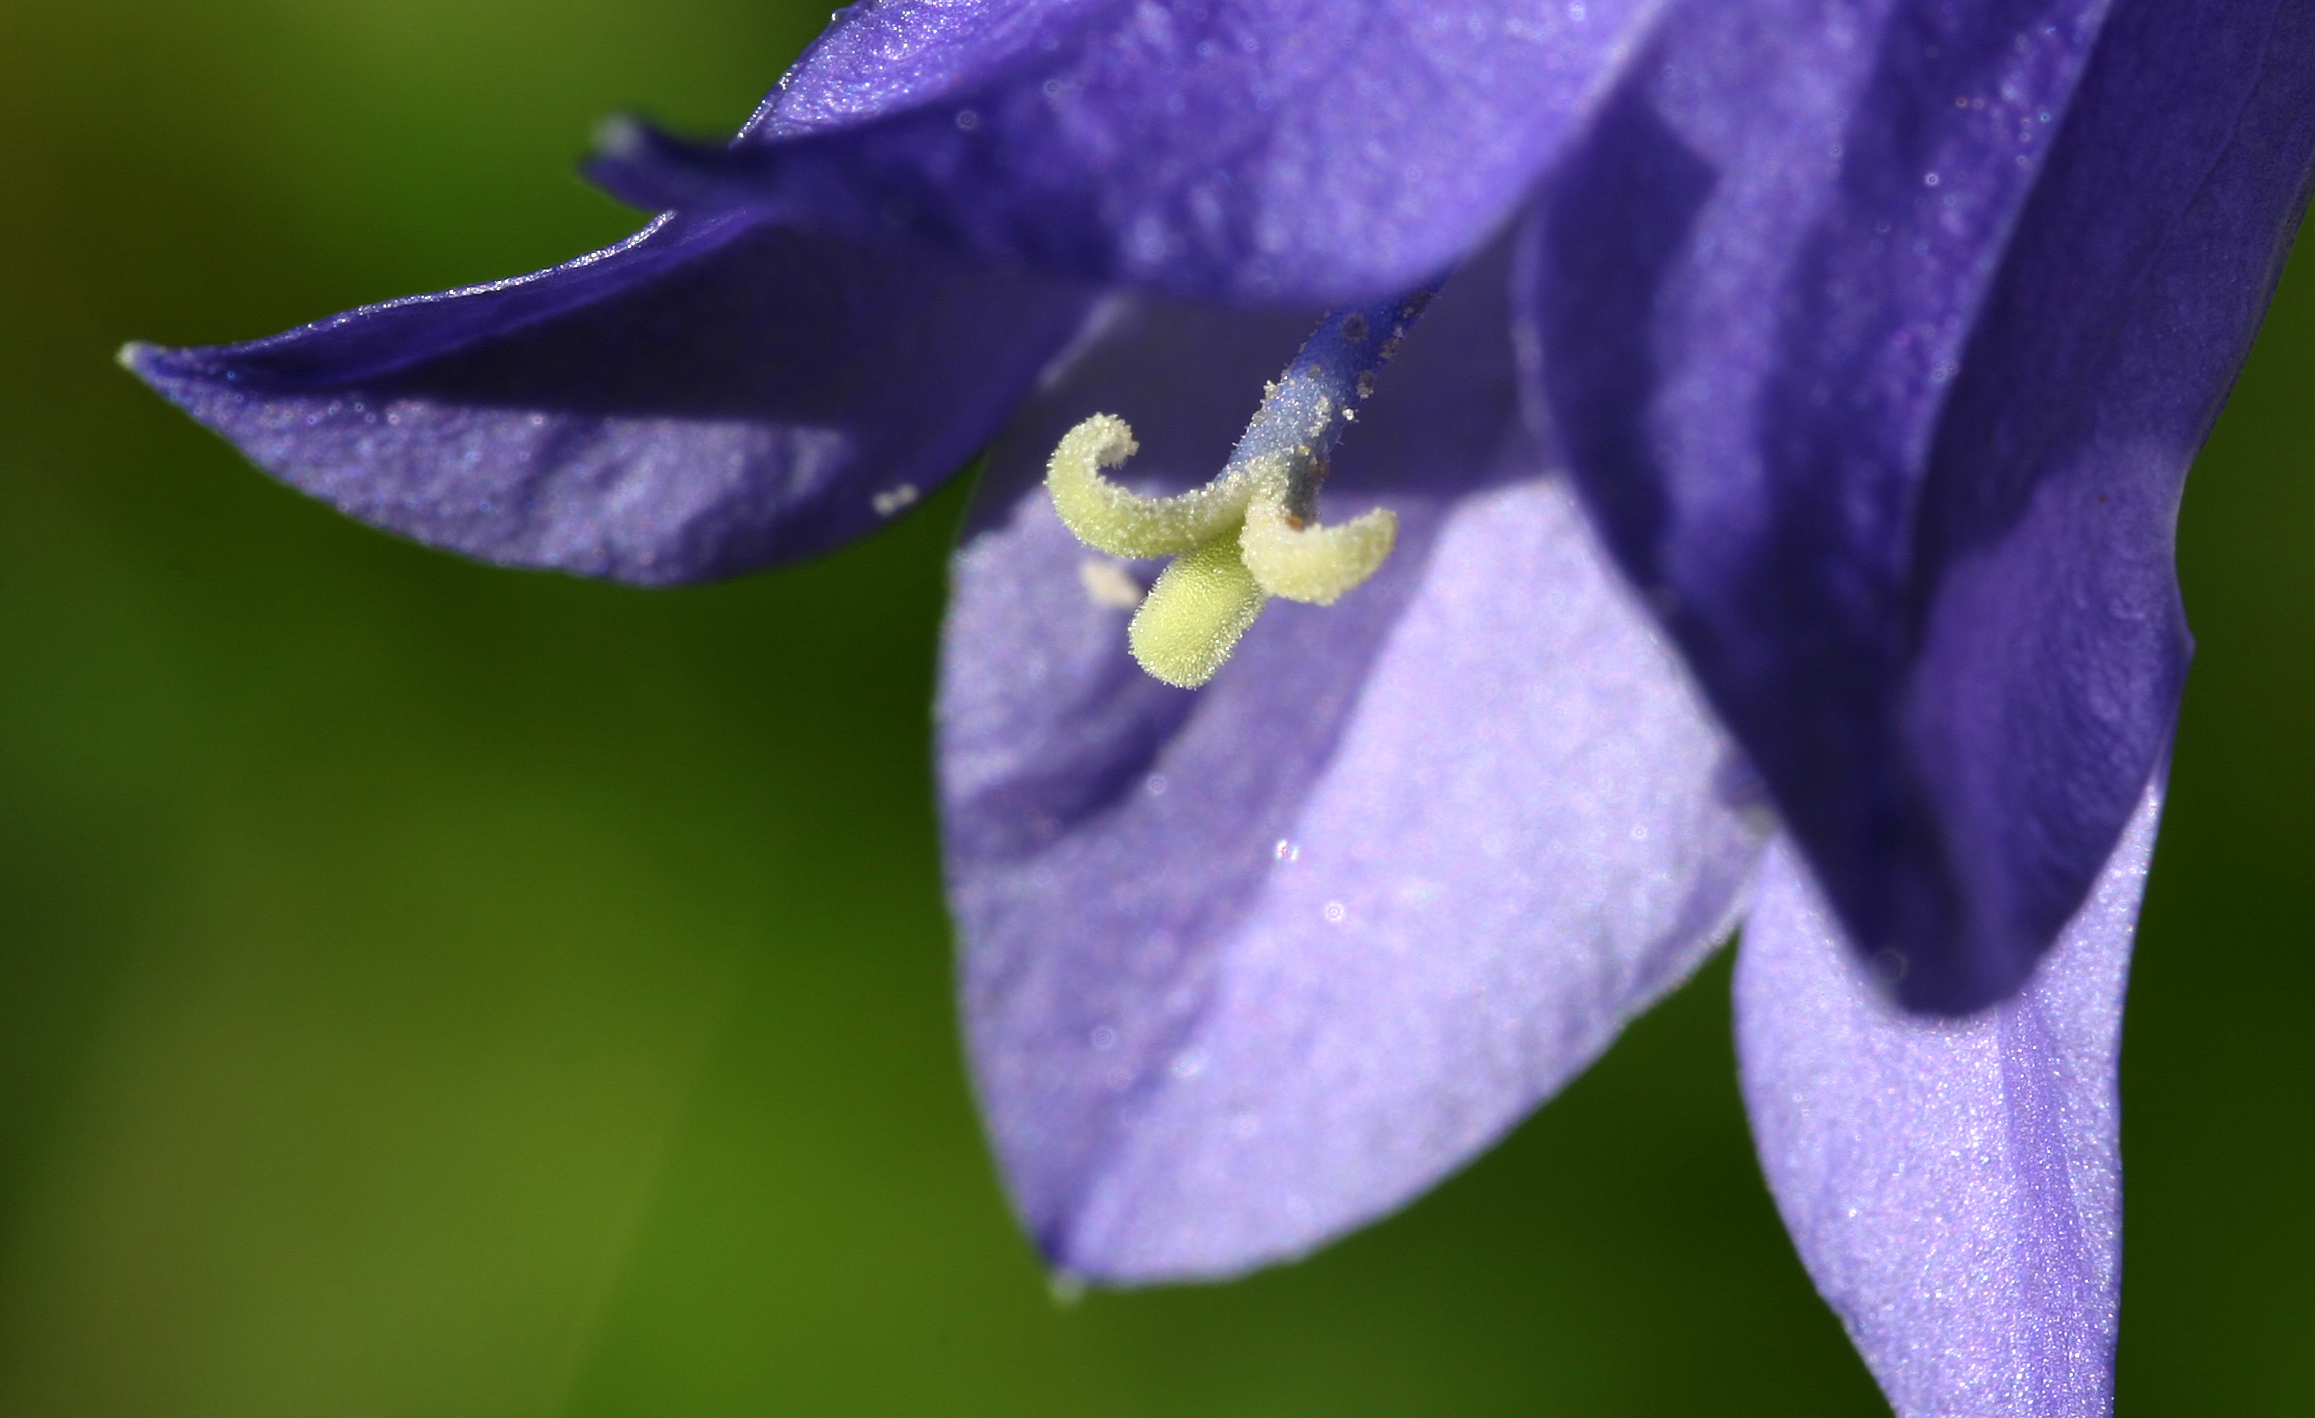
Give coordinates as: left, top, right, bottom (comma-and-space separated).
124, 0, 2313, 1411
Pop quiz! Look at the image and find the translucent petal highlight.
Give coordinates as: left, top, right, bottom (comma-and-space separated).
1735, 770, 2161, 1415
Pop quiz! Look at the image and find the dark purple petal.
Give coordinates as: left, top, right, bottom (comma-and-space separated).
939, 254, 1773, 1280
1734, 768, 2162, 1417
1517, 0, 2315, 1009
127, 214, 1091, 584
589, 0, 1666, 304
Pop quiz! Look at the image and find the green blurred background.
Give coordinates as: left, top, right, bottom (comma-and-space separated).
0, 0, 2306, 1411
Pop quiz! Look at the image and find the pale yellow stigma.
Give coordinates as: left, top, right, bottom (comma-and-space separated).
1044, 414, 1397, 688
1045, 414, 1257, 557
1127, 538, 1269, 688
1238, 486, 1397, 606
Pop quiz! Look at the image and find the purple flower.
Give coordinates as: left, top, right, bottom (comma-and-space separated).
124, 0, 2313, 1412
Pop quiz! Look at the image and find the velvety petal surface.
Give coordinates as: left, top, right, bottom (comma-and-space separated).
1734, 770, 2162, 1417
590, 0, 1667, 303
939, 253, 1773, 1281
127, 213, 1091, 584
1517, 0, 2314, 1009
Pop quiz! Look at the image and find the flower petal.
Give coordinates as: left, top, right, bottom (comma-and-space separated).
939, 252, 1773, 1281
590, 0, 1668, 303
126, 214, 1091, 584
1733, 769, 2162, 1418
1517, 0, 2314, 1009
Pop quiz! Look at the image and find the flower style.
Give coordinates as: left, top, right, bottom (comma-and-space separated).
124, 0, 2313, 1412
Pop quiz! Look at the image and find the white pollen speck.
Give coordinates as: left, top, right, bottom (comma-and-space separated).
1323, 900, 1347, 924
1170, 1050, 1208, 1080
1145, 773, 1169, 797
1078, 556, 1145, 609
872, 483, 919, 516
1630, 824, 1650, 841
1089, 1025, 1117, 1051
1273, 838, 1300, 862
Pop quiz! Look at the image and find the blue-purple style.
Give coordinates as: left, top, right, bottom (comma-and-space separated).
125, 1, 2315, 1412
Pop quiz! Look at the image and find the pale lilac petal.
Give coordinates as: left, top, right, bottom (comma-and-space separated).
1734, 772, 2164, 1417
940, 253, 1774, 1280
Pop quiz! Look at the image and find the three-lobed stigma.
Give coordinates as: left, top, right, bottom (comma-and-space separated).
1044, 287, 1437, 688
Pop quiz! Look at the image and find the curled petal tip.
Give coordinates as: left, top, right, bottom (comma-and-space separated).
591, 114, 648, 162
585, 117, 721, 213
